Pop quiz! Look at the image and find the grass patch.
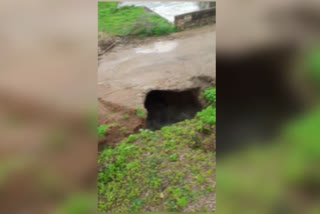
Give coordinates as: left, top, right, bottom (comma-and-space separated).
98, 123, 118, 137
135, 108, 147, 119
197, 106, 216, 126
168, 153, 179, 162
98, 2, 176, 37
218, 106, 320, 213
98, 104, 216, 212
204, 87, 216, 105
56, 192, 96, 214
98, 125, 108, 137
304, 45, 320, 84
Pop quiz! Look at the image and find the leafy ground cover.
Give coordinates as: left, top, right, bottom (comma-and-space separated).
97, 87, 216, 212
98, 123, 118, 137
135, 107, 147, 119
98, 2, 176, 37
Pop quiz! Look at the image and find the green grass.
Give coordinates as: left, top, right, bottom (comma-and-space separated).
98, 125, 108, 137
98, 123, 118, 137
98, 106, 216, 212
204, 87, 216, 105
56, 192, 96, 214
218, 106, 320, 214
97, 86, 216, 212
98, 2, 176, 37
304, 45, 320, 84
196, 106, 216, 126
135, 108, 147, 119
168, 153, 179, 162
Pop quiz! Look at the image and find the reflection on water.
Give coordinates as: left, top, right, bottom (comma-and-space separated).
135, 41, 178, 54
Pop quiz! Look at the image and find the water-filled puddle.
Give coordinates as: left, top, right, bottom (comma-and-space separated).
135, 41, 178, 54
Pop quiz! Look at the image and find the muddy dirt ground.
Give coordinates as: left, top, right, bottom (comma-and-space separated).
98, 25, 216, 149
98, 25, 216, 109
98, 98, 145, 150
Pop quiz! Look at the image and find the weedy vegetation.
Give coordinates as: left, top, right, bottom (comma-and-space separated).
136, 108, 147, 119
98, 2, 176, 37
97, 87, 216, 212
204, 87, 216, 105
98, 123, 118, 137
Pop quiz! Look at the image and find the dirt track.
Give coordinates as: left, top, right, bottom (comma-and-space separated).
98, 25, 216, 110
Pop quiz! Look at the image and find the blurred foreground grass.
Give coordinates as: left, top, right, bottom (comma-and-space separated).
218, 107, 320, 213
218, 45, 320, 214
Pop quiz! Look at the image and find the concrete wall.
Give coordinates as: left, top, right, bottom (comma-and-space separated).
174, 7, 216, 30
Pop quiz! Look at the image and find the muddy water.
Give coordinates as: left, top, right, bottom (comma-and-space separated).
135, 41, 178, 54
119, 1, 200, 22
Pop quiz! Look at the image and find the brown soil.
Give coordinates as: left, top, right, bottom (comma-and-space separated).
203, 126, 216, 152
98, 98, 145, 151
98, 32, 117, 56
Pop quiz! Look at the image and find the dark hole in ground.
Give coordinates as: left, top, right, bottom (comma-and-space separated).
144, 89, 203, 130
217, 46, 305, 154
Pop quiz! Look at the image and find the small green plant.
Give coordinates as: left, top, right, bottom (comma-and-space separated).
123, 114, 130, 120
98, 125, 108, 137
169, 153, 179, 162
130, 198, 144, 212
177, 197, 188, 209
197, 173, 205, 185
98, 123, 119, 137
135, 108, 146, 119
204, 87, 216, 105
126, 134, 138, 144
197, 106, 216, 125
172, 188, 182, 199
207, 185, 215, 192
166, 200, 178, 211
